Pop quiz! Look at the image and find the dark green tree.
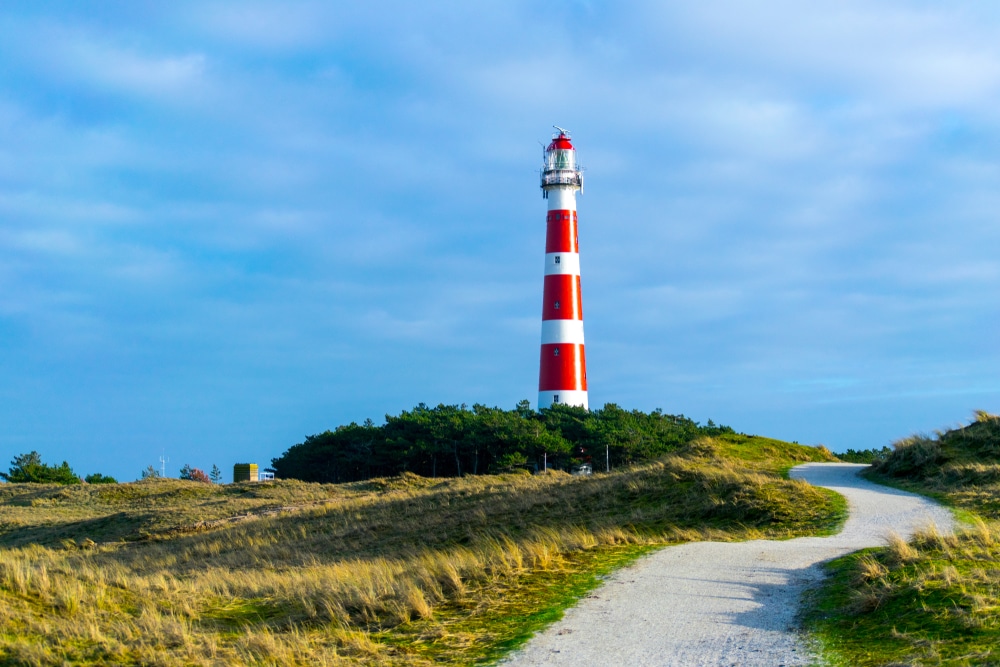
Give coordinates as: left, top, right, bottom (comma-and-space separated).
1, 451, 80, 484
209, 464, 222, 483
84, 473, 117, 484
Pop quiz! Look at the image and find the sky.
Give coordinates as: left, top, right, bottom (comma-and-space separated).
1, 1, 999, 482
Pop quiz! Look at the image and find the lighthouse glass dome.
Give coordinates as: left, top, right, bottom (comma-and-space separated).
546, 148, 575, 171
540, 134, 583, 190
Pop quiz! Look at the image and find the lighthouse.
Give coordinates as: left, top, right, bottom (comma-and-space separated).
538, 126, 588, 410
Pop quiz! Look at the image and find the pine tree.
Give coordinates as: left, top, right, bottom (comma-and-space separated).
1, 451, 80, 484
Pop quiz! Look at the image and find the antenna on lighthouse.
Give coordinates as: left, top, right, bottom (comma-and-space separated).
553, 125, 570, 136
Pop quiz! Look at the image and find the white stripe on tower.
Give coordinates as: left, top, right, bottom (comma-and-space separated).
538, 127, 588, 410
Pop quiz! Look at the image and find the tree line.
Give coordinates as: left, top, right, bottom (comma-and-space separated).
270, 401, 735, 483
835, 446, 893, 464
0, 451, 224, 485
0, 452, 116, 485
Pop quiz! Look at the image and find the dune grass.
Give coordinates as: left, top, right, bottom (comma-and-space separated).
805, 412, 1000, 666
0, 436, 840, 666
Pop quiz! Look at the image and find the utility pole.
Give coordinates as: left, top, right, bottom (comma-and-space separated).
159, 451, 169, 478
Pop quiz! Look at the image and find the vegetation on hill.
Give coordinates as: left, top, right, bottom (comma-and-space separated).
869, 410, 1000, 519
180, 464, 212, 483
83, 473, 118, 485
806, 411, 1000, 666
1, 451, 80, 485
272, 401, 735, 483
1, 452, 121, 486
0, 434, 840, 667
834, 446, 892, 464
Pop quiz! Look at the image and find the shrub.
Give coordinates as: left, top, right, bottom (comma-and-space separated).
179, 464, 211, 483
141, 465, 161, 480
84, 473, 118, 484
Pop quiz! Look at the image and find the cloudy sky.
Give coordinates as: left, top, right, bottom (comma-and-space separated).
2, 1, 999, 481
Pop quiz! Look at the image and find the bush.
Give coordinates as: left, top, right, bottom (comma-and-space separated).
179, 464, 211, 483
140, 465, 161, 480
84, 473, 118, 484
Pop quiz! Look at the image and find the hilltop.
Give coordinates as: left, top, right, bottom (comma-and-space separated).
869, 410, 1000, 518
0, 435, 840, 666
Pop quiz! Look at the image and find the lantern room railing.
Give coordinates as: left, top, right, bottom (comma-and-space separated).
541, 170, 583, 189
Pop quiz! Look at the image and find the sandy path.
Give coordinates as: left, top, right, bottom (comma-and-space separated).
501, 463, 954, 667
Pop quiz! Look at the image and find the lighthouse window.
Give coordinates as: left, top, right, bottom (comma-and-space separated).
553, 395, 560, 403
554, 347, 560, 356
554, 301, 560, 310
554, 256, 561, 264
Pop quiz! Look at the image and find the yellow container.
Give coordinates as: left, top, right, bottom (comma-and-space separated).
233, 463, 258, 483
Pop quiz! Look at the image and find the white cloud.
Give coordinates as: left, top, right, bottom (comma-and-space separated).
185, 2, 347, 50
637, 1, 1000, 109
18, 25, 209, 102
3, 229, 86, 256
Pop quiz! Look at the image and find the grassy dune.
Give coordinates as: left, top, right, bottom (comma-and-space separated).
0, 435, 840, 666
806, 412, 1000, 666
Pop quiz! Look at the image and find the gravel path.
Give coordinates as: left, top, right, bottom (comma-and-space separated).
502, 463, 955, 667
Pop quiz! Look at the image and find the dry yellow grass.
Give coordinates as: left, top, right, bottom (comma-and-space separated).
0, 436, 840, 666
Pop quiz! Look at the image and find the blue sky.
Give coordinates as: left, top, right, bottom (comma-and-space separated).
2, 1, 999, 481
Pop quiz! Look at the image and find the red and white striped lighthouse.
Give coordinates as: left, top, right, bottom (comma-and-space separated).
538, 126, 588, 410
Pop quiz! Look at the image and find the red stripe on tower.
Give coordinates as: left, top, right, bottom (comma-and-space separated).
538, 126, 588, 410
541, 274, 583, 320
538, 344, 587, 391
545, 211, 579, 252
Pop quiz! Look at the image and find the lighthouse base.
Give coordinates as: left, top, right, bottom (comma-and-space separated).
538, 390, 589, 411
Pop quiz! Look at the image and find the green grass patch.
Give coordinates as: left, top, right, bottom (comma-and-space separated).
810, 487, 850, 537
201, 598, 285, 629
712, 433, 837, 474
806, 524, 1000, 666
805, 412, 1000, 667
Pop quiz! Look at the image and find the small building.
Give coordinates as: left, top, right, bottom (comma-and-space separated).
233, 463, 258, 483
